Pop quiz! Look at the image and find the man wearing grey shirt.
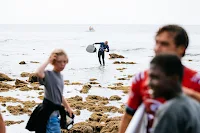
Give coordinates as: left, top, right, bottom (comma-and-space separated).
148, 54, 200, 133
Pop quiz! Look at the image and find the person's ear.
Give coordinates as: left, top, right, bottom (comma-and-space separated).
177, 45, 185, 57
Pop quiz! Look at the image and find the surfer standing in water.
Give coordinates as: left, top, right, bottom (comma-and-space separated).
94, 41, 109, 66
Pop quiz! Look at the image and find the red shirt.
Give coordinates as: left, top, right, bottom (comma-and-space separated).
126, 66, 200, 132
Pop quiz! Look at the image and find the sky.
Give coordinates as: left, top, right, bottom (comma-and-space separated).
0, 0, 200, 25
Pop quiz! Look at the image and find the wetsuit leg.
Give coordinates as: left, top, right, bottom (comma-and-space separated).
98, 50, 102, 65
102, 51, 105, 66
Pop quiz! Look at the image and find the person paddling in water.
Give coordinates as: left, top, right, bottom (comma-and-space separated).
94, 41, 109, 66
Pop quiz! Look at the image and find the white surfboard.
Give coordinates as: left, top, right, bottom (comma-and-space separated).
86, 44, 97, 53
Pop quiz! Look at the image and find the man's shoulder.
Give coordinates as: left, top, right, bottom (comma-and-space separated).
183, 66, 200, 88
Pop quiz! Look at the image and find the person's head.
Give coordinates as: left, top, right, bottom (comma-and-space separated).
50, 49, 68, 72
154, 25, 189, 58
105, 41, 108, 45
148, 54, 183, 100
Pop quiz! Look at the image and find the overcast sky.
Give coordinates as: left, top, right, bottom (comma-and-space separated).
0, 0, 200, 24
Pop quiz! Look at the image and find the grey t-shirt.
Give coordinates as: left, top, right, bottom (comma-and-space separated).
39, 70, 64, 105
152, 94, 200, 133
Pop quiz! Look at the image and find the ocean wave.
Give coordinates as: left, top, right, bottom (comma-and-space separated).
186, 53, 200, 56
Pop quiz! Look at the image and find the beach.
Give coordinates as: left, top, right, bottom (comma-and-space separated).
0, 24, 200, 133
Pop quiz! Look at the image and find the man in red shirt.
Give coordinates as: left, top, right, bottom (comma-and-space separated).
119, 25, 200, 133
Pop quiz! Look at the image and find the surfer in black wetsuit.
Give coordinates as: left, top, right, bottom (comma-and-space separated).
94, 41, 109, 66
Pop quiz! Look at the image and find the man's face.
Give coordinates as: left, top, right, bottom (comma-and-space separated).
154, 31, 184, 57
148, 64, 177, 98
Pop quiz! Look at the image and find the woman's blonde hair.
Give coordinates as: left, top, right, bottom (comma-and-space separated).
50, 49, 68, 65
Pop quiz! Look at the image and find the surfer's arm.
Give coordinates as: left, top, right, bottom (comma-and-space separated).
94, 42, 102, 45
119, 112, 133, 133
106, 45, 109, 52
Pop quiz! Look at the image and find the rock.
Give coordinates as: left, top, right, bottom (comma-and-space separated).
89, 81, 100, 84
0, 73, 13, 81
127, 75, 134, 78
113, 61, 121, 64
117, 78, 128, 80
30, 61, 40, 63
74, 110, 81, 116
113, 82, 123, 86
188, 59, 193, 61
109, 53, 125, 59
19, 85, 42, 91
7, 105, 32, 115
89, 112, 108, 122
109, 95, 122, 101
1, 103, 6, 107
38, 96, 44, 100
89, 78, 97, 81
80, 84, 92, 94
108, 86, 130, 94
15, 79, 28, 86
19, 61, 26, 64
28, 73, 38, 83
5, 120, 24, 126
0, 82, 14, 92
0, 96, 20, 103
22, 100, 38, 109
20, 72, 30, 77
71, 82, 83, 85
116, 68, 127, 71
113, 61, 136, 64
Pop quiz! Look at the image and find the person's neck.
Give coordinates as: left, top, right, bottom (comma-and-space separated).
53, 68, 60, 73
164, 92, 181, 100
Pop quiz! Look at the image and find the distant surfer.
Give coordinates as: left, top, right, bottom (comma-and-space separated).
94, 41, 109, 66
89, 26, 95, 32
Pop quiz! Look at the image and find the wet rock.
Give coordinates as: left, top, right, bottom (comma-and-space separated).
71, 82, 83, 85
62, 122, 94, 133
38, 96, 44, 100
188, 59, 193, 61
22, 100, 38, 109
86, 95, 108, 102
109, 53, 125, 59
5, 120, 24, 126
89, 112, 108, 122
1, 103, 6, 107
0, 82, 14, 92
113, 61, 120, 64
109, 95, 122, 101
38, 91, 44, 95
113, 61, 136, 64
89, 81, 100, 84
15, 79, 28, 86
19, 85, 42, 91
116, 68, 126, 71
89, 78, 97, 81
0, 73, 13, 81
74, 110, 81, 116
100, 118, 120, 133
117, 77, 128, 80
19, 61, 26, 64
20, 72, 30, 77
7, 105, 32, 115
67, 95, 83, 102
30, 61, 40, 63
127, 75, 134, 78
28, 73, 38, 83
107, 86, 130, 94
80, 84, 92, 94
113, 82, 123, 86
0, 96, 20, 103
